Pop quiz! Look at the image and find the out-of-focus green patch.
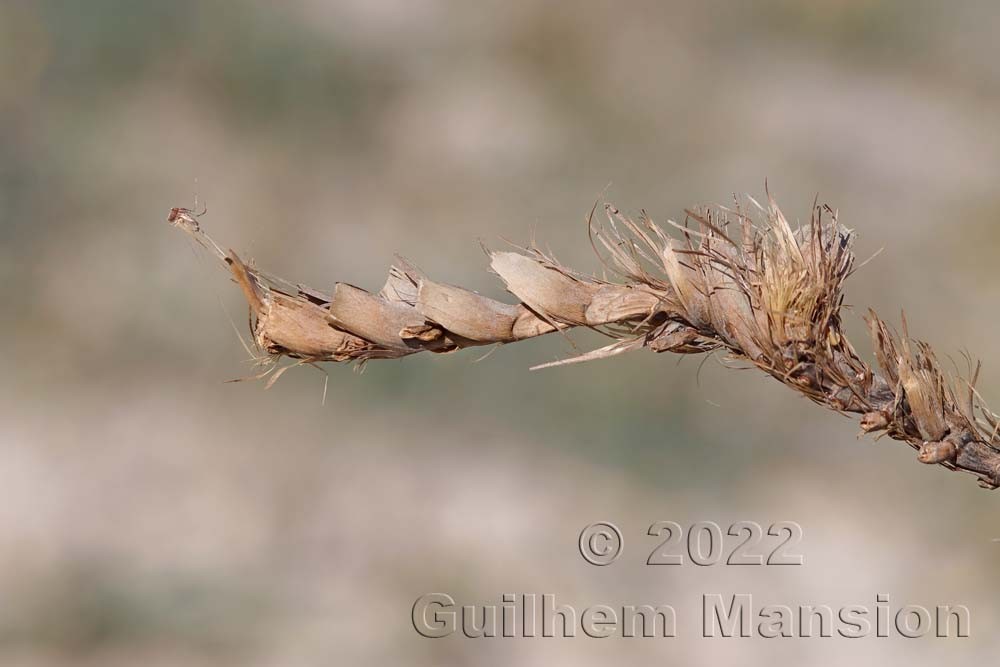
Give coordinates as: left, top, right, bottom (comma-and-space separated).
740, 0, 933, 58
38, 1, 401, 139
0, 563, 276, 656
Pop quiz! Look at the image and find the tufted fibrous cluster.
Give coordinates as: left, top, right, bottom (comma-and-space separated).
167, 194, 1000, 490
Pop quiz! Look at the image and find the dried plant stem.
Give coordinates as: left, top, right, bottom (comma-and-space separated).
165, 196, 1000, 490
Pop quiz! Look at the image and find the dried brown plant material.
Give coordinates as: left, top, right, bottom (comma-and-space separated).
166, 195, 1000, 490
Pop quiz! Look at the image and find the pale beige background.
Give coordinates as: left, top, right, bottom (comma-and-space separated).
1, 1, 999, 664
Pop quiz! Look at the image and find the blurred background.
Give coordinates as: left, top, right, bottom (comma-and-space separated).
2, 0, 999, 664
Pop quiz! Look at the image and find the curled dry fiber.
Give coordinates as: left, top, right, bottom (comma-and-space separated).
168, 195, 1000, 490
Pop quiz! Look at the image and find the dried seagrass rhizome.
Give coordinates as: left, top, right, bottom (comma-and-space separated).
166, 194, 1000, 490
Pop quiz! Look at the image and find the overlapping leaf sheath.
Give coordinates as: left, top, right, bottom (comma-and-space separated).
167, 196, 1000, 490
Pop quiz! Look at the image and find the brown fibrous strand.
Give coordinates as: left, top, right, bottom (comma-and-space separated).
166, 195, 1000, 490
